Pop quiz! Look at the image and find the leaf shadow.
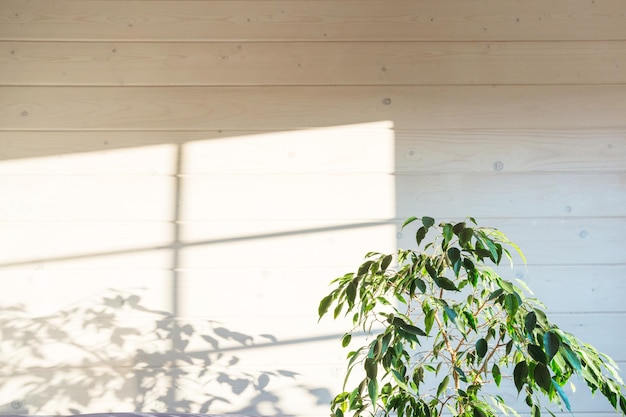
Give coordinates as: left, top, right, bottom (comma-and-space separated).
0, 289, 300, 414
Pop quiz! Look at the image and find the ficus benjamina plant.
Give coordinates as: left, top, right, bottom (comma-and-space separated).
318, 216, 626, 417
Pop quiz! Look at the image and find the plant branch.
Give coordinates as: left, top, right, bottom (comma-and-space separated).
433, 309, 460, 391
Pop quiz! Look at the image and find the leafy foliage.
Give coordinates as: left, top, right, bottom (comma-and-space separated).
319, 217, 626, 417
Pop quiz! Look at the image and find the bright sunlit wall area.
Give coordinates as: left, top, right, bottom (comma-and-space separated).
0, 123, 397, 414
1, 1, 626, 416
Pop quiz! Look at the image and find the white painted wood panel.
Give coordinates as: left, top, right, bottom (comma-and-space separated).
2, 128, 625, 174
4, 41, 626, 86
395, 172, 626, 218
396, 218, 626, 266
0, 222, 174, 268
2, 0, 625, 41
180, 220, 397, 269
0, 124, 394, 174
3, 86, 626, 130
181, 173, 395, 221
395, 128, 626, 173
2, 0, 626, 414
0, 268, 173, 314
498, 265, 626, 313
0, 175, 175, 221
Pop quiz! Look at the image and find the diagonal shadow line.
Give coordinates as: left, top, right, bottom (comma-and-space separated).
0, 331, 372, 377
0, 220, 396, 269
188, 330, 372, 355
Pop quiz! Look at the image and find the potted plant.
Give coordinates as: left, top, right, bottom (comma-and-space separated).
319, 216, 626, 417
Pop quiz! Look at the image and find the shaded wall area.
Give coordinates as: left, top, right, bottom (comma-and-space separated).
1, 1, 626, 416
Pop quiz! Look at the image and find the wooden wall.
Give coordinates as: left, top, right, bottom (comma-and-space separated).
1, 1, 625, 415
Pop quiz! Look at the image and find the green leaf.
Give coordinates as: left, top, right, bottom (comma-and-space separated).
346, 280, 357, 308
425, 261, 437, 280
528, 344, 548, 364
543, 331, 560, 361
341, 333, 352, 347
534, 362, 552, 392
333, 302, 344, 319
455, 366, 468, 382
492, 364, 502, 386
364, 357, 377, 379
514, 361, 529, 392
552, 379, 572, 412
459, 228, 474, 247
561, 343, 582, 372
524, 311, 537, 335
463, 310, 477, 331
435, 276, 459, 291
447, 247, 461, 264
436, 375, 450, 397
443, 223, 453, 245
504, 293, 519, 317
367, 378, 378, 405
443, 305, 457, 323
416, 227, 427, 246
531, 404, 541, 417
318, 294, 333, 318
498, 279, 516, 294
402, 216, 418, 229
505, 340, 514, 355
453, 222, 466, 235
422, 216, 435, 228
380, 254, 393, 272
357, 261, 373, 276
424, 309, 435, 335
391, 369, 409, 390
414, 277, 426, 293
473, 406, 488, 417
476, 338, 488, 359
401, 324, 427, 337
488, 288, 504, 301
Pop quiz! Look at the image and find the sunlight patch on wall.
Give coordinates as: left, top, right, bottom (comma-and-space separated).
0, 121, 397, 415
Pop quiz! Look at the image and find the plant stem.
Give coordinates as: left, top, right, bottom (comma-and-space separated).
433, 310, 460, 390
477, 341, 505, 380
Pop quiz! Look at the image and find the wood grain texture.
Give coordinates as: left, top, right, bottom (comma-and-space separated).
501, 265, 626, 313
2, 0, 625, 41
395, 172, 626, 218
1, 128, 625, 174
395, 128, 626, 173
3, 85, 626, 130
1, 0, 625, 414
396, 217, 626, 266
4, 41, 626, 86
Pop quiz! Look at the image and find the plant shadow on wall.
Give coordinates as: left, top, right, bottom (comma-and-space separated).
0, 290, 302, 414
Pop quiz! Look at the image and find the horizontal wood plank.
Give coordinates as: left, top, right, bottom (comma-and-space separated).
4, 41, 626, 86
177, 218, 626, 267
1, 128, 625, 174
0, 123, 394, 174
395, 172, 626, 218
499, 265, 626, 313
0, 175, 176, 221
197, 169, 626, 224
4, 262, 626, 315
0, 221, 175, 268
395, 128, 626, 173
3, 86, 626, 130
2, 218, 623, 269
396, 217, 626, 266
2, 0, 625, 41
